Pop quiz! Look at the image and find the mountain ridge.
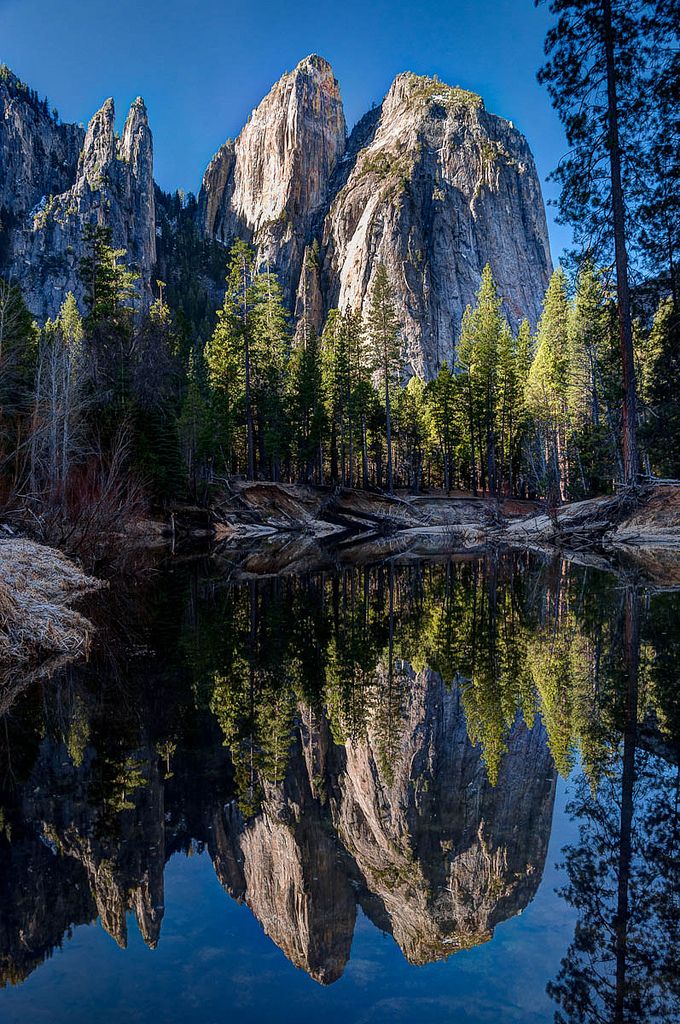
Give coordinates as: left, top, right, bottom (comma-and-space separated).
0, 55, 552, 378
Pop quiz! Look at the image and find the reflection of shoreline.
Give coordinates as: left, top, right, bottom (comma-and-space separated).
0, 666, 556, 988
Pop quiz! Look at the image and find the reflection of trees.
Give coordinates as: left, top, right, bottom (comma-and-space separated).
199, 557, 671, 804
209, 580, 297, 815
2, 553, 679, 994
548, 587, 680, 1024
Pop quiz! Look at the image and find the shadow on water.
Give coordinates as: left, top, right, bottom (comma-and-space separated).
0, 548, 677, 1021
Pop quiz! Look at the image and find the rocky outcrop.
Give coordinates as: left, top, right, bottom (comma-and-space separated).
1, 74, 156, 320
3, 58, 550, 362
0, 69, 83, 257
318, 74, 552, 377
198, 54, 346, 307
200, 61, 552, 378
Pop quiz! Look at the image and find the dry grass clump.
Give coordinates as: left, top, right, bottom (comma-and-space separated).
0, 537, 103, 665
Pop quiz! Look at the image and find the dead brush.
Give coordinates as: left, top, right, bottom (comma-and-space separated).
0, 536, 103, 665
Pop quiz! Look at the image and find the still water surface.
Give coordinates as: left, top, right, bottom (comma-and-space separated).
0, 552, 677, 1022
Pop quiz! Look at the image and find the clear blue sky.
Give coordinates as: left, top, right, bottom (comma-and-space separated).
0, 0, 571, 260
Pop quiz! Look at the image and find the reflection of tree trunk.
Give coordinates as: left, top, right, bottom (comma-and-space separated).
614, 587, 640, 1024
248, 580, 257, 806
603, 0, 639, 485
387, 564, 395, 758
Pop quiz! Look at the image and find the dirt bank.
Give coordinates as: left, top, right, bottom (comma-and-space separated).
210, 480, 680, 550
211, 481, 528, 538
504, 485, 680, 550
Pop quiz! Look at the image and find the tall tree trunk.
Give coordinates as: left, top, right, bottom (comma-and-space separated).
614, 586, 640, 1023
603, 0, 638, 485
361, 414, 369, 489
242, 258, 255, 481
385, 380, 393, 493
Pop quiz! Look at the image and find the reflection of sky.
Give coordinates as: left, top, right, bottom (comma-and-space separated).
0, 777, 578, 1024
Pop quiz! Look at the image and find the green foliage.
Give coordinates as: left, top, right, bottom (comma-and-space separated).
366, 264, 403, 492
79, 224, 139, 331
637, 297, 680, 477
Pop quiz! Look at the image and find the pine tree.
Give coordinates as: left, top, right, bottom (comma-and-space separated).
0, 279, 37, 489
344, 308, 371, 488
513, 319, 534, 495
536, 0, 648, 483
204, 279, 245, 475
179, 348, 211, 498
30, 292, 85, 498
79, 224, 138, 331
569, 262, 621, 491
249, 267, 290, 479
526, 269, 572, 500
427, 361, 459, 491
366, 265, 402, 493
639, 297, 680, 478
456, 265, 507, 495
396, 376, 431, 492
320, 309, 347, 484
288, 329, 325, 483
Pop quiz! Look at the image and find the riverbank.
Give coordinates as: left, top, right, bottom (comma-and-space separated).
0, 536, 103, 701
3, 483, 680, 686
209, 480, 680, 550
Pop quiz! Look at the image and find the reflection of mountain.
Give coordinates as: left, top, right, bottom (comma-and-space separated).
210, 668, 556, 981
0, 667, 555, 988
0, 738, 166, 985
0, 813, 95, 986
332, 669, 556, 964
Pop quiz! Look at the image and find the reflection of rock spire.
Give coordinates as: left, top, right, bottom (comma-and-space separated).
327, 668, 556, 963
210, 724, 356, 985
207, 668, 556, 978
23, 740, 165, 952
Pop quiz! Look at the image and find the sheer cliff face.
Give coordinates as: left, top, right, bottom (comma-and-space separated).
1, 85, 156, 320
198, 54, 346, 305
0, 71, 84, 231
321, 74, 553, 377
3, 57, 550, 361
200, 61, 552, 378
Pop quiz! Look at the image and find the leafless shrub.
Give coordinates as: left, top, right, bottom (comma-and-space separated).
25, 426, 147, 567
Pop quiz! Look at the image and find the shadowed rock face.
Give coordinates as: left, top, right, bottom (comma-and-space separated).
0, 823, 95, 987
4, 738, 166, 969
1, 81, 156, 320
0, 70, 84, 234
